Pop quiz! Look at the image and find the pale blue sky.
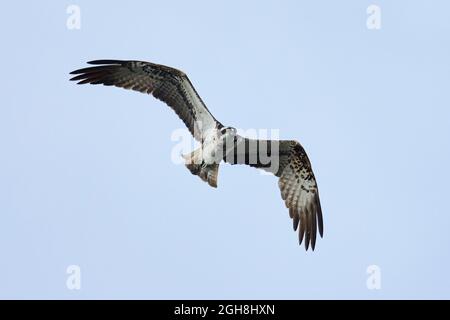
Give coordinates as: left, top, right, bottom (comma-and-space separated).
1, 1, 450, 299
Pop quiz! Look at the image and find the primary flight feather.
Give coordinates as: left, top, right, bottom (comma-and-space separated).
70, 59, 323, 251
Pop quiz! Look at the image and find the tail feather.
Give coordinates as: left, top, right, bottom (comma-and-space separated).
183, 149, 219, 188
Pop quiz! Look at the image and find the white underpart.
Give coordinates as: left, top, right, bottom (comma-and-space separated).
201, 128, 236, 165
201, 129, 222, 164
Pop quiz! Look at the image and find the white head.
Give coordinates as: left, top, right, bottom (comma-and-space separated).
220, 126, 237, 138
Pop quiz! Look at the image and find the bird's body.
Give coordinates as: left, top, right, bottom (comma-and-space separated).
70, 59, 323, 251
201, 128, 230, 165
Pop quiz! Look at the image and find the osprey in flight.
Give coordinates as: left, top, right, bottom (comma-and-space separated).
70, 60, 323, 250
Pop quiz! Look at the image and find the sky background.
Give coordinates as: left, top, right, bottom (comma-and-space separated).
1, 1, 450, 299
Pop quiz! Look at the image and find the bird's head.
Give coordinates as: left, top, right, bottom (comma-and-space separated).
219, 126, 237, 146
220, 126, 237, 136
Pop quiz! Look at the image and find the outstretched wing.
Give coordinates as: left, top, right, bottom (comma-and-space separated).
70, 60, 220, 140
224, 137, 323, 250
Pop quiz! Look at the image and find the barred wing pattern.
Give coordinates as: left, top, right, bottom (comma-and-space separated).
70, 60, 219, 140
225, 137, 323, 250
70, 60, 324, 251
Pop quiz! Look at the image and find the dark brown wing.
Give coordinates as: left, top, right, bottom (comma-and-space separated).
277, 141, 323, 251
224, 137, 323, 250
70, 60, 220, 140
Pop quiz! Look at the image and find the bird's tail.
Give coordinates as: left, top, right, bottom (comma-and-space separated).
182, 148, 219, 188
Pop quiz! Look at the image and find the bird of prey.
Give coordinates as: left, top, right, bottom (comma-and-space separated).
70, 60, 323, 250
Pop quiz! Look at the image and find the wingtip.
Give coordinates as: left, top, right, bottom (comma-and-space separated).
68, 73, 88, 84
69, 74, 84, 81
87, 59, 124, 65
292, 213, 299, 232
315, 192, 324, 238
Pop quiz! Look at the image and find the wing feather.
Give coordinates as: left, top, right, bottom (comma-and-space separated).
225, 137, 323, 250
278, 141, 322, 250
70, 60, 220, 140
